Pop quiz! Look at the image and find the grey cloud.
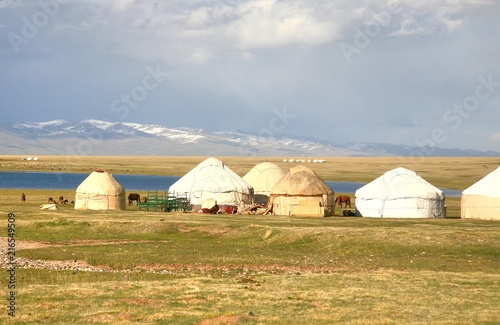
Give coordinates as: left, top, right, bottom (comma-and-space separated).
0, 0, 499, 152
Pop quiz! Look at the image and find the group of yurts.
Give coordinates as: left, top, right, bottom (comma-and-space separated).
72, 157, 500, 221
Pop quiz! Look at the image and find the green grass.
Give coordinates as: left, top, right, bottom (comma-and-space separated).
16, 215, 500, 274
11, 268, 500, 324
2, 209, 499, 324
1, 157, 499, 324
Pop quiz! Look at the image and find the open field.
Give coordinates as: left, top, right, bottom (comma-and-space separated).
2, 155, 500, 189
1, 156, 499, 323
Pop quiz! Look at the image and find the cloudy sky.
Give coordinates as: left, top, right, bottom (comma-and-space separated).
1, 0, 499, 152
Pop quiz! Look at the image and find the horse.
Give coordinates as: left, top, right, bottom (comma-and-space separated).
335, 195, 351, 208
58, 196, 65, 204
128, 193, 141, 206
48, 197, 54, 203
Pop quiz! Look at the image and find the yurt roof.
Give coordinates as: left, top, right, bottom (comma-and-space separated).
355, 167, 444, 200
270, 165, 334, 196
76, 169, 125, 195
169, 157, 253, 194
242, 162, 285, 193
462, 167, 500, 197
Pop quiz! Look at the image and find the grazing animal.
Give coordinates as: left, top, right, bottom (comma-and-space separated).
48, 197, 54, 203
128, 193, 141, 206
58, 196, 64, 204
335, 195, 351, 208
141, 197, 147, 203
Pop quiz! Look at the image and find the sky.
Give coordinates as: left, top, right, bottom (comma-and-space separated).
1, 0, 499, 152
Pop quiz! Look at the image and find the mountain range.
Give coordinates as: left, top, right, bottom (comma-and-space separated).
0, 119, 498, 157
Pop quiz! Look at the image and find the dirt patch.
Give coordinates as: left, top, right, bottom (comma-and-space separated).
133, 262, 349, 275
0, 238, 52, 250
0, 237, 170, 249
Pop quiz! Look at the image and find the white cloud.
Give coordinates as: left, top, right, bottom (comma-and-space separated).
235, 1, 337, 47
177, 0, 341, 50
26, 0, 495, 66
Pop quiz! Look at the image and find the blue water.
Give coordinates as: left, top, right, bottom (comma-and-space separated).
0, 171, 179, 191
0, 171, 462, 197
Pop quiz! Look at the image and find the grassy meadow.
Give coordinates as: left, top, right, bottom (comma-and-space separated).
1, 156, 499, 324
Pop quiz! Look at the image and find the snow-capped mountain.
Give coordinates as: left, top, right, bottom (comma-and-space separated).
0, 119, 498, 157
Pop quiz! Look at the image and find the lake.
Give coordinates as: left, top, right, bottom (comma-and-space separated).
0, 171, 462, 197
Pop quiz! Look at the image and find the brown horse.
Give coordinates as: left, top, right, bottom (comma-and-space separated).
128, 193, 141, 206
335, 195, 351, 208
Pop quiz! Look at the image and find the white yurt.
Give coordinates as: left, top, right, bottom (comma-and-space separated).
355, 167, 445, 218
242, 162, 285, 205
269, 165, 335, 217
74, 169, 126, 210
168, 157, 253, 209
461, 167, 500, 221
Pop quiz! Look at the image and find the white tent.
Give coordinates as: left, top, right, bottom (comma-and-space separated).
74, 169, 126, 210
461, 167, 500, 221
355, 167, 445, 218
168, 157, 253, 209
242, 162, 285, 205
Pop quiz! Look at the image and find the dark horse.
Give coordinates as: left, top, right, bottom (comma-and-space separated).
335, 195, 351, 208
128, 193, 141, 206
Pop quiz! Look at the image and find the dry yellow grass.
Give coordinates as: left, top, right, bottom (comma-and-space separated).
2, 155, 499, 190
13, 268, 500, 324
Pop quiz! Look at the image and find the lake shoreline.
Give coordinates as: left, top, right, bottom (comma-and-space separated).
1, 155, 497, 191
0, 170, 463, 197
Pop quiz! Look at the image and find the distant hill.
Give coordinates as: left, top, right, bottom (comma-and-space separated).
0, 119, 498, 157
